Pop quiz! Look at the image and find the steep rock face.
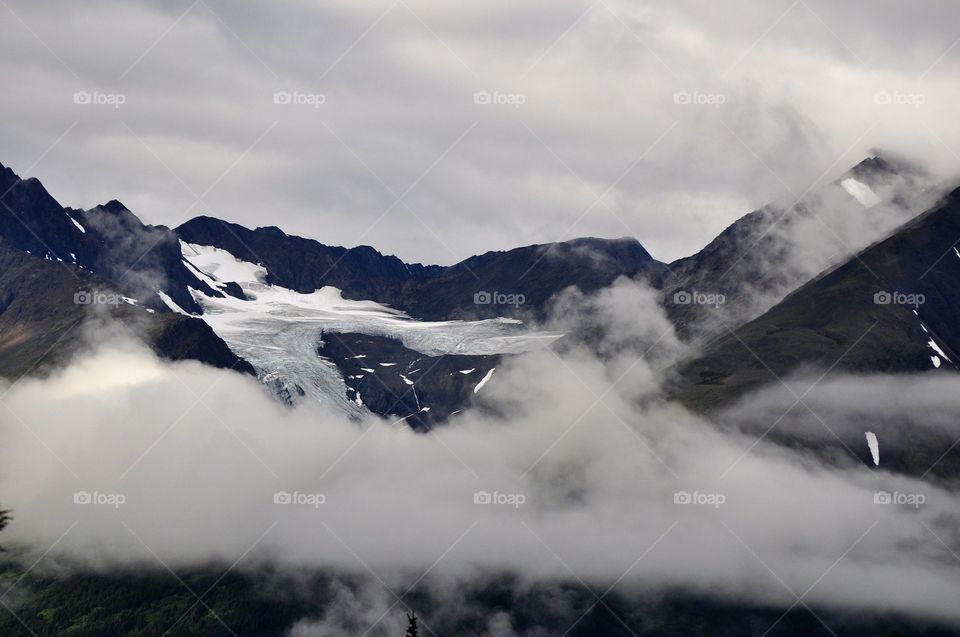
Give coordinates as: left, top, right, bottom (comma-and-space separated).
0, 162, 215, 313
0, 239, 253, 378
77, 200, 219, 314
319, 332, 499, 429
670, 186, 960, 412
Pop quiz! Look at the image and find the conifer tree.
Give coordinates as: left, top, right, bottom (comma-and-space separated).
0, 508, 10, 551
405, 611, 419, 637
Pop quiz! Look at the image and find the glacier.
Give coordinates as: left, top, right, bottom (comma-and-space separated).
178, 242, 561, 416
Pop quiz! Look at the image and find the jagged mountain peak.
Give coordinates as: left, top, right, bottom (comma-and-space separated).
95, 199, 132, 215
850, 150, 927, 182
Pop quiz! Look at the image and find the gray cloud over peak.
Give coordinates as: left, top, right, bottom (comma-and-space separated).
1, 0, 959, 265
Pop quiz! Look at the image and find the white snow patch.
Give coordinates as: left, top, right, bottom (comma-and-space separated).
459, 369, 475, 375
379, 362, 397, 367
840, 178, 881, 208
180, 241, 267, 286
157, 291, 190, 316
954, 247, 960, 260
67, 214, 86, 233
474, 367, 496, 394
360, 368, 375, 373
865, 432, 880, 466
399, 374, 414, 386
927, 339, 951, 362
931, 355, 942, 368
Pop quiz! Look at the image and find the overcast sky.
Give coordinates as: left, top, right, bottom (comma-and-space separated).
2, 0, 959, 265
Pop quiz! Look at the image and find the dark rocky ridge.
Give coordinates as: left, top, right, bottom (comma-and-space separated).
670, 185, 960, 412
662, 154, 931, 342
0, 161, 218, 314
176, 216, 670, 321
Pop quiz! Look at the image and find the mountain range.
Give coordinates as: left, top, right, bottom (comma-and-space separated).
0, 154, 955, 431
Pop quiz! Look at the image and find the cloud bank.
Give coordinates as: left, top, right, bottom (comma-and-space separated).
2, 300, 959, 630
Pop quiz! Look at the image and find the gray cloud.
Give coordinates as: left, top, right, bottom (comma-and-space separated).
1, 0, 959, 265
2, 301, 960, 626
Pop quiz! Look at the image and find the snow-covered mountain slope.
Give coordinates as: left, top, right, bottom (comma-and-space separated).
179, 241, 562, 417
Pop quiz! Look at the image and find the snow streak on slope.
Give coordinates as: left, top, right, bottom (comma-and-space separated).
474, 367, 496, 394
180, 241, 267, 290
865, 431, 880, 466
840, 178, 881, 208
180, 243, 561, 414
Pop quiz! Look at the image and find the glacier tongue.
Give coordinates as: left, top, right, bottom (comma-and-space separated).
182, 243, 561, 415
